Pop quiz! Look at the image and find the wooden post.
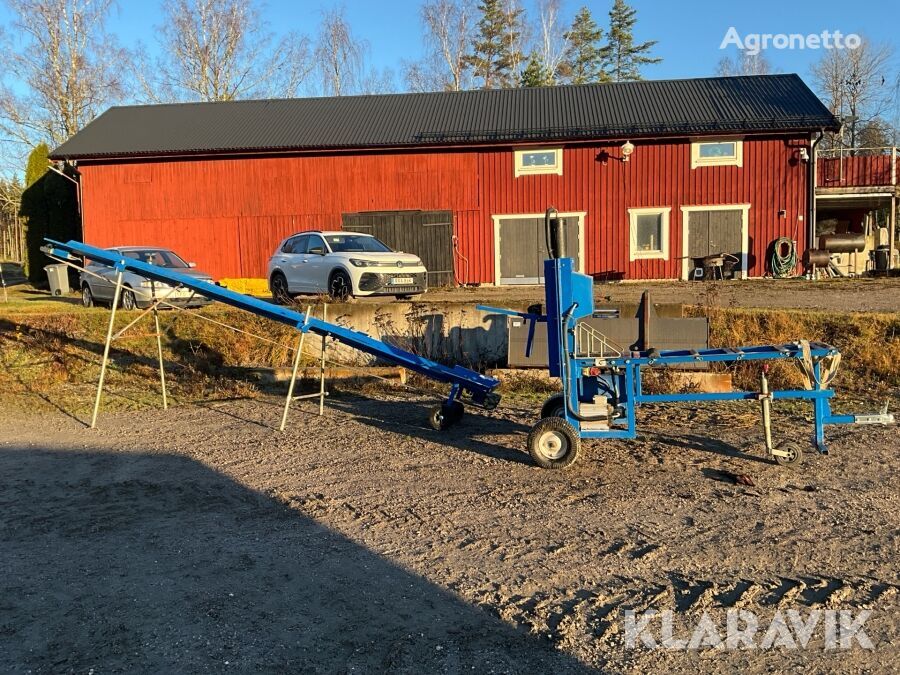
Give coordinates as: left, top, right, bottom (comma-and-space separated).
91, 268, 124, 428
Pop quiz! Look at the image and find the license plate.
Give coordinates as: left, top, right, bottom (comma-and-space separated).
391, 277, 414, 285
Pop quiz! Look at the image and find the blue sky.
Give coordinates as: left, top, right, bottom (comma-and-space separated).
93, 0, 898, 83
1, 0, 896, 86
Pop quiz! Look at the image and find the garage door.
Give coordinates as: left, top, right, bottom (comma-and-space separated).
496, 215, 581, 284
342, 211, 454, 287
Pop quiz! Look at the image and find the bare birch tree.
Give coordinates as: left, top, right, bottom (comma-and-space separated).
537, 0, 568, 84
315, 8, 365, 97
715, 50, 771, 77
0, 0, 126, 150
812, 38, 894, 149
138, 0, 312, 102
419, 0, 474, 91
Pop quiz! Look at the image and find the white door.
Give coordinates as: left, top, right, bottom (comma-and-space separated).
303, 234, 331, 292
281, 234, 311, 292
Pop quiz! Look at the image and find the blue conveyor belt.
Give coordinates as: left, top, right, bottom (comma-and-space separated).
44, 239, 500, 405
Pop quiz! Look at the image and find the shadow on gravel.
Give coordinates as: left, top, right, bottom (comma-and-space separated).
644, 431, 771, 465
327, 396, 536, 466
0, 446, 591, 673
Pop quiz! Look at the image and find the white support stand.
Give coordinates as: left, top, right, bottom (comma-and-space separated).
90, 269, 173, 428
153, 307, 168, 410
91, 268, 124, 428
278, 304, 329, 431
318, 304, 328, 416
280, 306, 311, 431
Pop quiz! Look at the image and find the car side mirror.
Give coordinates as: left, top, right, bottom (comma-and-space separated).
188, 262, 197, 268
309, 247, 325, 255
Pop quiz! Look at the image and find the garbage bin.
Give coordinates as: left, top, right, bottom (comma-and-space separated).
44, 264, 71, 296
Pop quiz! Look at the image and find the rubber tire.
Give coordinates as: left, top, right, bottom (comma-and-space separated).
120, 288, 137, 311
540, 393, 565, 419
428, 401, 464, 430
81, 284, 94, 308
329, 270, 353, 301
395, 294, 415, 301
270, 273, 292, 305
527, 417, 581, 469
774, 440, 803, 467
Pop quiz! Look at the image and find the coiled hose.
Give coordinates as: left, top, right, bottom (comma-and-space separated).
770, 237, 797, 278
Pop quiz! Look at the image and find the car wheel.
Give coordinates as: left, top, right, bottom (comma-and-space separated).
120, 287, 137, 311
270, 272, 292, 305
329, 270, 353, 301
81, 284, 94, 308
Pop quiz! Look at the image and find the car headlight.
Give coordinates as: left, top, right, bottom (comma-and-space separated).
349, 259, 376, 267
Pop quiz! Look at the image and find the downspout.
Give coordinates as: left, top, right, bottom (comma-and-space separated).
808, 130, 825, 261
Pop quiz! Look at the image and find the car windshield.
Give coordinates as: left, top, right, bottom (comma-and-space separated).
120, 249, 190, 268
325, 235, 392, 253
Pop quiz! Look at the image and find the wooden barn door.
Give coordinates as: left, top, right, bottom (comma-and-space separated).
687, 209, 744, 277
496, 215, 581, 284
341, 211, 454, 287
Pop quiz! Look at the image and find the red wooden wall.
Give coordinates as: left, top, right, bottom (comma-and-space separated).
78, 134, 809, 282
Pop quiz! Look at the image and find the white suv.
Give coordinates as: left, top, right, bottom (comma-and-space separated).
268, 231, 428, 302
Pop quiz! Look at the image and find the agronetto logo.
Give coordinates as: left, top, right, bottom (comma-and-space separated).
623, 609, 874, 651
720, 27, 861, 56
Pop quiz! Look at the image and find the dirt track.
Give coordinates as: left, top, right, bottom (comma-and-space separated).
426, 277, 900, 313
1, 391, 898, 672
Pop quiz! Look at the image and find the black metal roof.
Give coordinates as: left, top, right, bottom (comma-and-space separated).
50, 74, 837, 160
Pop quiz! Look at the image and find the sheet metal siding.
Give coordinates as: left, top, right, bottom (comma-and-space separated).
79, 135, 807, 281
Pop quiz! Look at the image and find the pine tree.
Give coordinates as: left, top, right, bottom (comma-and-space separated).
465, 0, 525, 88
561, 6, 608, 85
20, 143, 80, 282
520, 52, 552, 87
604, 0, 660, 82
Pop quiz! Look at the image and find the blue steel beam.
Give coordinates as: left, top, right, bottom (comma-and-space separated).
44, 239, 500, 402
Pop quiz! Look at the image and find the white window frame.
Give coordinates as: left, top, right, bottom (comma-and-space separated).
690, 138, 743, 168
513, 147, 563, 177
628, 207, 671, 261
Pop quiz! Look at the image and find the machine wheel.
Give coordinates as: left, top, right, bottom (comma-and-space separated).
428, 401, 463, 431
81, 284, 94, 308
527, 417, 581, 469
773, 440, 803, 467
270, 273, 292, 305
120, 288, 137, 311
329, 270, 353, 301
540, 393, 565, 419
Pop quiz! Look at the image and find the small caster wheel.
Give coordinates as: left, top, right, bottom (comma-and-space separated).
773, 440, 803, 467
539, 393, 565, 419
527, 417, 581, 469
428, 402, 462, 430
483, 392, 500, 410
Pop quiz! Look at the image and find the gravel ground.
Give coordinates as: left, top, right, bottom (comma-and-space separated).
1, 392, 898, 673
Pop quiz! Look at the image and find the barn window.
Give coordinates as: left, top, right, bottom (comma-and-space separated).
514, 148, 563, 176
691, 139, 743, 168
628, 207, 671, 261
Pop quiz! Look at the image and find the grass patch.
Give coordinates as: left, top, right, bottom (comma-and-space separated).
1, 303, 897, 416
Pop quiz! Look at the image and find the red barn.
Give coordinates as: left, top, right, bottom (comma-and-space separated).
50, 74, 837, 287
